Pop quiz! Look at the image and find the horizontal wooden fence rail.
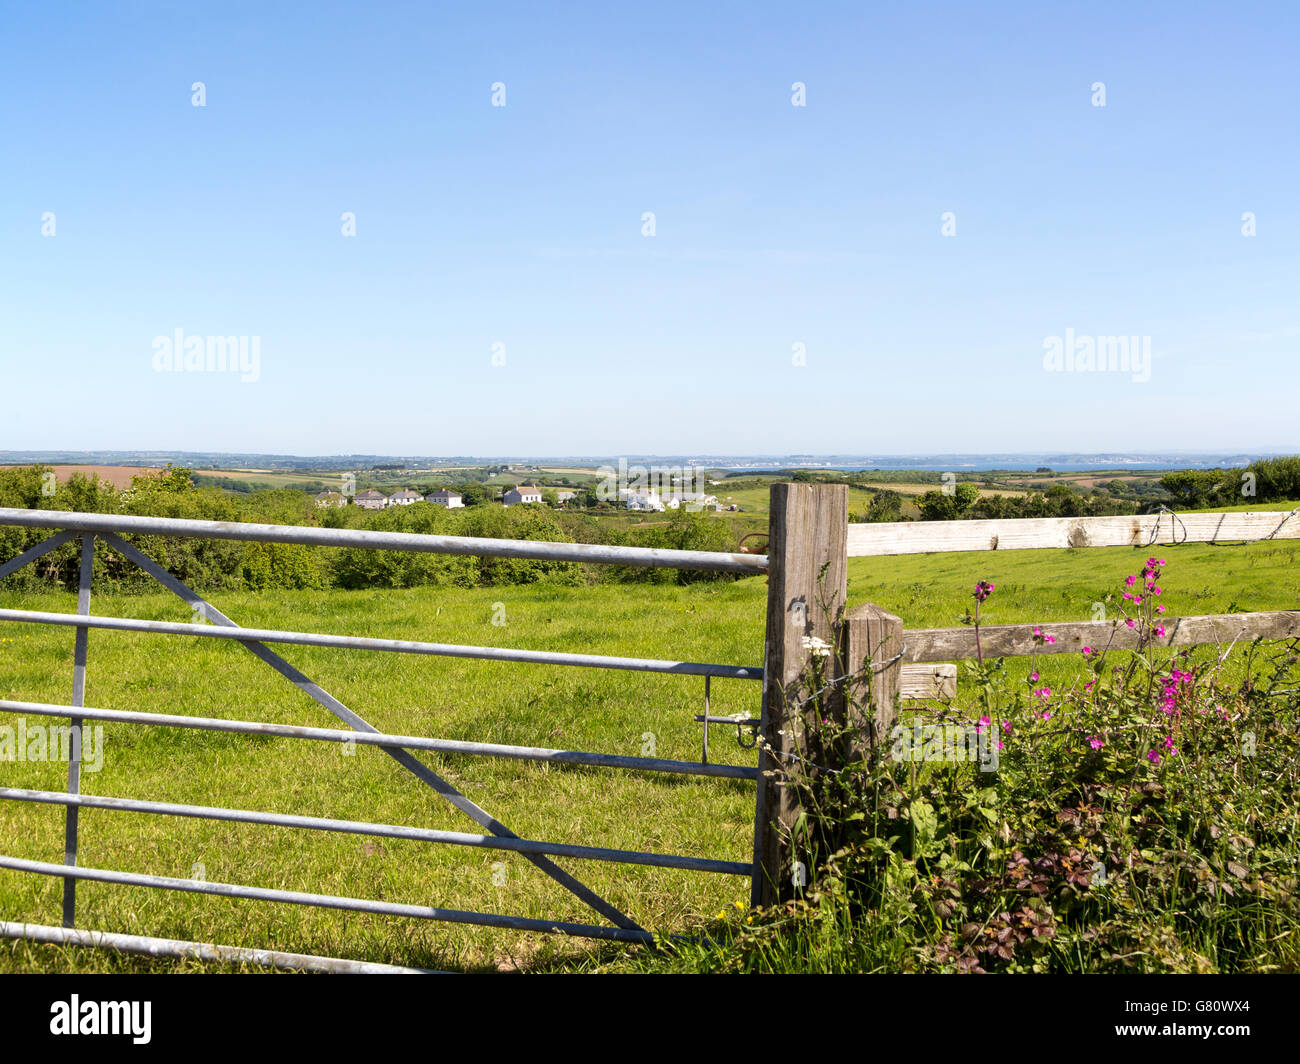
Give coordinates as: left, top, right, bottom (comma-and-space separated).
847, 509, 1300, 558
899, 663, 958, 698
903, 610, 1300, 663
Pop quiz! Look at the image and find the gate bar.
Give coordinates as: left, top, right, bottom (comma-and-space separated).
0, 921, 439, 974
0, 608, 763, 681
0, 507, 767, 573
0, 699, 758, 780
0, 787, 753, 875
62, 535, 94, 927
0, 856, 657, 944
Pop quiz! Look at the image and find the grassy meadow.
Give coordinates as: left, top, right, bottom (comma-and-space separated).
1, 519, 1298, 972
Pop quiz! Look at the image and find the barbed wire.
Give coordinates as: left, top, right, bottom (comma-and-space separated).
1146, 504, 1188, 545
786, 643, 907, 713
1263, 506, 1300, 541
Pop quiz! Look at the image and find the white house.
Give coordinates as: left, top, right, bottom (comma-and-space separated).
313, 490, 346, 508
426, 489, 464, 508
625, 489, 665, 512
503, 485, 543, 506
353, 489, 388, 510
663, 492, 721, 511
388, 488, 423, 506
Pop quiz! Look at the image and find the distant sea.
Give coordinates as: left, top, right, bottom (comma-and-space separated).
0, 451, 1287, 473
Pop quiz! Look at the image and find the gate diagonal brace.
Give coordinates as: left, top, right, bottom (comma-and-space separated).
99, 532, 643, 934
0, 530, 80, 582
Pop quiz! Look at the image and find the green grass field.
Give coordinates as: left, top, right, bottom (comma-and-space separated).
2, 518, 1298, 972
1189, 499, 1300, 512
708, 483, 877, 514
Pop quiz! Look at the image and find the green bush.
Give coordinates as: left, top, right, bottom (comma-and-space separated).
615, 510, 744, 585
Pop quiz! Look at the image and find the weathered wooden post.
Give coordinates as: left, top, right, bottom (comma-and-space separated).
751, 483, 847, 907
838, 602, 904, 765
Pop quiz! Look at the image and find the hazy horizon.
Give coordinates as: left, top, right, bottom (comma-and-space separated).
2, 447, 1290, 475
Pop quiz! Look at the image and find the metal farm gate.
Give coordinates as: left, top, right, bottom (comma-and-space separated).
0, 508, 769, 973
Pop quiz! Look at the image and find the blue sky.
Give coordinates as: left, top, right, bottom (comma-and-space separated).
2, 1, 1297, 457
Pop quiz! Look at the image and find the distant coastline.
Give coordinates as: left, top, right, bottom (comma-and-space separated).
0, 450, 1288, 473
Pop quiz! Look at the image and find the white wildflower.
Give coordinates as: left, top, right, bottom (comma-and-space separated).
801, 635, 833, 657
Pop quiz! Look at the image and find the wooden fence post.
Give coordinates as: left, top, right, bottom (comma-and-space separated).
752, 483, 848, 908
839, 602, 904, 765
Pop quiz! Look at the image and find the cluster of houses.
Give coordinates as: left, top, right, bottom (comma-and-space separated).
313, 484, 719, 513
313, 487, 465, 510
619, 487, 721, 512
313, 485, 579, 510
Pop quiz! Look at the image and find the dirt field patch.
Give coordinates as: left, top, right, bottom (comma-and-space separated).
0, 464, 158, 489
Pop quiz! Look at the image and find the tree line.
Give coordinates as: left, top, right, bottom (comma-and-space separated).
0, 465, 742, 593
